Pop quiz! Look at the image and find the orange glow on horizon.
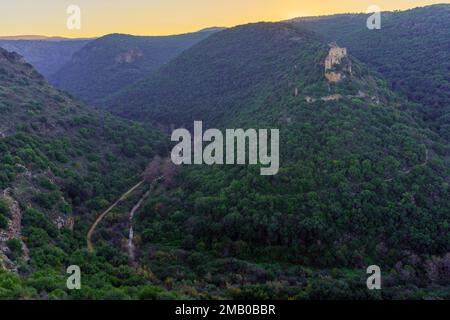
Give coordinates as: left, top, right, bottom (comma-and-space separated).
0, 0, 448, 38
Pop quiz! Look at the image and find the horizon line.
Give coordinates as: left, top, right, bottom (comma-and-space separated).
0, 3, 446, 39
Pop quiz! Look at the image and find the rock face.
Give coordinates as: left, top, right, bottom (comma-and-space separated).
324, 43, 351, 82
0, 192, 22, 242
325, 46, 347, 70
0, 50, 27, 65
0, 191, 29, 271
115, 49, 143, 64
325, 71, 343, 82
53, 216, 74, 230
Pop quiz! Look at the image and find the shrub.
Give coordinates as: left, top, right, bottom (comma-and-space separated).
6, 239, 23, 261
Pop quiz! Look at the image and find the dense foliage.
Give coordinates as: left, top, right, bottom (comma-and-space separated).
0, 47, 174, 299
107, 23, 327, 127
107, 22, 449, 299
50, 31, 218, 105
293, 4, 450, 140
1, 5, 449, 300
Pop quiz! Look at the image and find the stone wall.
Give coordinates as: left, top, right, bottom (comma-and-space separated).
324, 44, 351, 83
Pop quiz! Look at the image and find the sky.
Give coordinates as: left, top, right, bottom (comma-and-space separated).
0, 0, 448, 37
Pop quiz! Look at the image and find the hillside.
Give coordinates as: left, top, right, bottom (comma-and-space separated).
106, 23, 450, 299
291, 4, 450, 139
49, 30, 219, 105
0, 39, 90, 77
1, 12, 449, 300
107, 23, 326, 126
0, 47, 174, 299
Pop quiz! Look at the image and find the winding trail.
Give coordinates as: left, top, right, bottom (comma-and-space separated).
127, 189, 151, 266
87, 180, 144, 253
127, 177, 162, 264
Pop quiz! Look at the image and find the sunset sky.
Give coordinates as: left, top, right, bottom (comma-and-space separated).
1, 0, 448, 37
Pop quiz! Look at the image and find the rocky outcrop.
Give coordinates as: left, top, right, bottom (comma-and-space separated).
0, 191, 29, 271
0, 50, 27, 65
115, 49, 143, 64
53, 216, 74, 230
0, 192, 22, 241
325, 72, 343, 82
304, 94, 343, 103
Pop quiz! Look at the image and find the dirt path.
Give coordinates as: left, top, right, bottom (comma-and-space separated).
127, 177, 163, 265
127, 189, 151, 266
87, 180, 144, 253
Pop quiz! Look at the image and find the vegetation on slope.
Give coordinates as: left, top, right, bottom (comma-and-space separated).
0, 48, 179, 299
0, 39, 90, 77
50, 31, 218, 105
107, 22, 450, 299
292, 4, 450, 139
1, 9, 449, 299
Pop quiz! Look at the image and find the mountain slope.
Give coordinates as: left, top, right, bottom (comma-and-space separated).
0, 47, 176, 299
107, 23, 449, 298
0, 39, 90, 77
49, 31, 219, 105
107, 23, 326, 126
2, 19, 448, 300
291, 4, 450, 139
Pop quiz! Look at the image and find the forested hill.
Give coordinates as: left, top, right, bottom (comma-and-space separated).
106, 23, 326, 127
0, 39, 90, 77
105, 22, 449, 298
49, 30, 219, 105
0, 47, 168, 296
291, 4, 450, 139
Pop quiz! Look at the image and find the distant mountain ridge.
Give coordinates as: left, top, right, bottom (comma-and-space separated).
0, 35, 93, 41
49, 30, 221, 105
198, 27, 227, 32
0, 39, 91, 77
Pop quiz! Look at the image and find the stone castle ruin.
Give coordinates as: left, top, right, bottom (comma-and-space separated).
324, 43, 352, 82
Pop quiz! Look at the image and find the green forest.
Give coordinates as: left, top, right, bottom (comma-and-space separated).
0, 4, 449, 300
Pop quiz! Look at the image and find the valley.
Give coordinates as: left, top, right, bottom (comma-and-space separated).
0, 4, 449, 300
87, 180, 144, 253
48, 30, 221, 105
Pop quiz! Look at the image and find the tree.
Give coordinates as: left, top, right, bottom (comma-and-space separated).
143, 155, 162, 182
161, 158, 180, 188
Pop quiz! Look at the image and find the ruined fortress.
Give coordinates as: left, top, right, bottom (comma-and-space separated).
324, 43, 351, 82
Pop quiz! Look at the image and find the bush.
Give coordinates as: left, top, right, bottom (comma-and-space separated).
0, 199, 9, 216
138, 286, 163, 300
0, 214, 8, 229
6, 239, 23, 261
0, 199, 10, 228
101, 289, 130, 300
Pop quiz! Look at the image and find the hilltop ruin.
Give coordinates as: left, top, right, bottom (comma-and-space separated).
324, 42, 352, 82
